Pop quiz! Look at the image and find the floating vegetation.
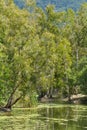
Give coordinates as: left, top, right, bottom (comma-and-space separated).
0, 104, 87, 130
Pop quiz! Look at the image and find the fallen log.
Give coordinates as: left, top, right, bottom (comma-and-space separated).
63, 94, 87, 104
70, 94, 87, 101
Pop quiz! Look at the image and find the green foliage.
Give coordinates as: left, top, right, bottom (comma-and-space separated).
78, 57, 87, 94
0, 0, 87, 107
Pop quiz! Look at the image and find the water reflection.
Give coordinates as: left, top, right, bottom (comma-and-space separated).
0, 105, 87, 130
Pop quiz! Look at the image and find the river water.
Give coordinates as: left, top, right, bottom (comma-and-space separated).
0, 104, 87, 130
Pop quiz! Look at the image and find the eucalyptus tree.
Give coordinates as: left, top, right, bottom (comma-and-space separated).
0, 0, 38, 109
67, 3, 87, 94
35, 5, 73, 99
78, 56, 87, 94
58, 5, 87, 97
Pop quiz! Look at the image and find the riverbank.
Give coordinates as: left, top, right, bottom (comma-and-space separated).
40, 94, 87, 104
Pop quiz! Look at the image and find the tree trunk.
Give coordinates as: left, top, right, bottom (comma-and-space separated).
76, 48, 79, 69
4, 78, 22, 109
4, 86, 18, 109
0, 85, 22, 112
47, 87, 53, 98
11, 96, 22, 106
0, 96, 21, 112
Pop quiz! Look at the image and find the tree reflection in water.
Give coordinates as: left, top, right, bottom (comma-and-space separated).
0, 104, 87, 130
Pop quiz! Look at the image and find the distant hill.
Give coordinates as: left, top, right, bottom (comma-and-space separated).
14, 0, 87, 11
37, 0, 87, 11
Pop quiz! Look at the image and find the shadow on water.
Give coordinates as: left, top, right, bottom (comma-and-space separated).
0, 104, 87, 130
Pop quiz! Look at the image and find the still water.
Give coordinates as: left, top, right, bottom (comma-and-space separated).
0, 104, 87, 130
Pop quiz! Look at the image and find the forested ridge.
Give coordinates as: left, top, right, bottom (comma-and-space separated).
37, 0, 87, 11
0, 0, 87, 111
14, 0, 87, 11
